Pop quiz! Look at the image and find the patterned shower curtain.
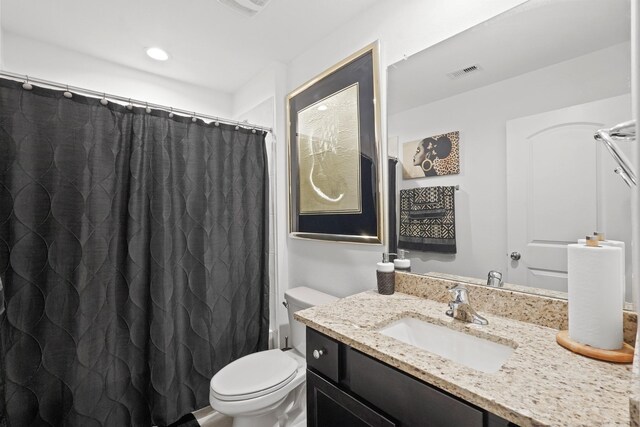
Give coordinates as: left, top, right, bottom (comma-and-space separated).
0, 78, 270, 426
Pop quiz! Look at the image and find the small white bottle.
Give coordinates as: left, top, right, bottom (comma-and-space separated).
376, 253, 395, 295
394, 249, 411, 272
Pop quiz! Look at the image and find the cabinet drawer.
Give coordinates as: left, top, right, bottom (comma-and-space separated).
306, 328, 340, 382
349, 349, 484, 427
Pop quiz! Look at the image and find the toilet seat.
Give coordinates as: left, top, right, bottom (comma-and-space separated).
210, 349, 299, 402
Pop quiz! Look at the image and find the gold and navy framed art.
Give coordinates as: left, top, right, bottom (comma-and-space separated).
287, 42, 383, 244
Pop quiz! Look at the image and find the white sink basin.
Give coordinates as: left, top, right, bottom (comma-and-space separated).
378, 317, 515, 373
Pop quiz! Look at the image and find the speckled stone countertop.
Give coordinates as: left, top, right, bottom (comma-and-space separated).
295, 290, 632, 426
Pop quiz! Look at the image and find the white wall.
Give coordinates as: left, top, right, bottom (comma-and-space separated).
2, 32, 232, 117
633, 0, 640, 313
288, 0, 529, 91
232, 62, 290, 347
0, 4, 3, 68
285, 0, 528, 299
232, 62, 285, 119
389, 42, 631, 290
625, 2, 638, 422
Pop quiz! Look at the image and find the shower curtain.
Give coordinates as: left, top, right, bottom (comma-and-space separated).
0, 79, 270, 426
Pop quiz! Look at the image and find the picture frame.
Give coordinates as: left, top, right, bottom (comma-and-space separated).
402, 131, 460, 180
287, 42, 383, 244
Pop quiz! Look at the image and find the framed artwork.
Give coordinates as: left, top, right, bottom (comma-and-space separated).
402, 131, 460, 179
287, 42, 383, 243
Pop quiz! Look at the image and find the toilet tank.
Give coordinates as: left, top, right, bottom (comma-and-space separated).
285, 287, 337, 355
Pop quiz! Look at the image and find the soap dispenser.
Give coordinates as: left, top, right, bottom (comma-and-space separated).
376, 253, 395, 295
394, 249, 411, 272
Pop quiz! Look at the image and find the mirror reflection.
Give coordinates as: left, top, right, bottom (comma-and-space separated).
388, 0, 634, 301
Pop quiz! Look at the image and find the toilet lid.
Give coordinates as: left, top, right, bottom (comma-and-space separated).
210, 349, 299, 401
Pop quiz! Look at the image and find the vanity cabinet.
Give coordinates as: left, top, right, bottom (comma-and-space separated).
306, 328, 516, 427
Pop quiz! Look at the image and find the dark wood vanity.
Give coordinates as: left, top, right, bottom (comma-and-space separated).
306, 327, 516, 427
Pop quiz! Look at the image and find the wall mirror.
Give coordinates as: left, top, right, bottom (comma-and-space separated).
387, 0, 634, 301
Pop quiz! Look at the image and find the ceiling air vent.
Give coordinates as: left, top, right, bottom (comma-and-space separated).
447, 64, 482, 79
218, 0, 272, 17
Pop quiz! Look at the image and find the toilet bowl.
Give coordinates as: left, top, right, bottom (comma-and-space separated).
209, 287, 337, 427
209, 349, 306, 427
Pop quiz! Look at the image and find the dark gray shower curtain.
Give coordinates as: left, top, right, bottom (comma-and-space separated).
0, 79, 269, 426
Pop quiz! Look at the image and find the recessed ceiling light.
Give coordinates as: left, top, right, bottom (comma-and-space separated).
317, 105, 328, 111
146, 47, 169, 61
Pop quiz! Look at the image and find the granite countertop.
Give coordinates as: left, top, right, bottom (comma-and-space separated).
295, 290, 632, 427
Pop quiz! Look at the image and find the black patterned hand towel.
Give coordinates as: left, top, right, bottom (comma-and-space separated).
398, 186, 457, 254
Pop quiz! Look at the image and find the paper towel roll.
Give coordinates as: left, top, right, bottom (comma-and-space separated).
568, 243, 623, 350
578, 238, 625, 302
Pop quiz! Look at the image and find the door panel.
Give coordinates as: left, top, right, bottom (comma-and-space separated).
506, 94, 632, 292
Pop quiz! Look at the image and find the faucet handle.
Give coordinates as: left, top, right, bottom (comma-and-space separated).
448, 284, 470, 304
446, 284, 488, 325
487, 270, 503, 287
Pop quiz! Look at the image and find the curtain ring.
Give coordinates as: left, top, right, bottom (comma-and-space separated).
63, 85, 73, 98
100, 93, 108, 106
191, 112, 197, 123
214, 118, 220, 127
126, 98, 133, 110
145, 103, 151, 114
252, 128, 256, 134
169, 107, 174, 118
22, 76, 33, 91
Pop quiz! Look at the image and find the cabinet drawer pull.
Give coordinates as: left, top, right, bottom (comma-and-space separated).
313, 349, 326, 359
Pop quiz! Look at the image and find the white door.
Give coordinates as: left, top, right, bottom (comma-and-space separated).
506, 95, 632, 293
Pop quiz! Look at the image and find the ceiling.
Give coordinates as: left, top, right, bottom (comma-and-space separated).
387, 0, 631, 115
1, 0, 382, 93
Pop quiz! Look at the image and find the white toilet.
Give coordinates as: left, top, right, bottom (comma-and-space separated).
209, 287, 337, 427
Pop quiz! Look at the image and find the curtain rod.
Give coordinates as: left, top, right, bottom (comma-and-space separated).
0, 70, 273, 134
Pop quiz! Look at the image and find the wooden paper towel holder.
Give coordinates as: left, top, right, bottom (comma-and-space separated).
556, 330, 634, 364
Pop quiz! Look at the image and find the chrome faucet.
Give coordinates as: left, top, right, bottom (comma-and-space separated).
486, 270, 503, 287
446, 284, 488, 325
